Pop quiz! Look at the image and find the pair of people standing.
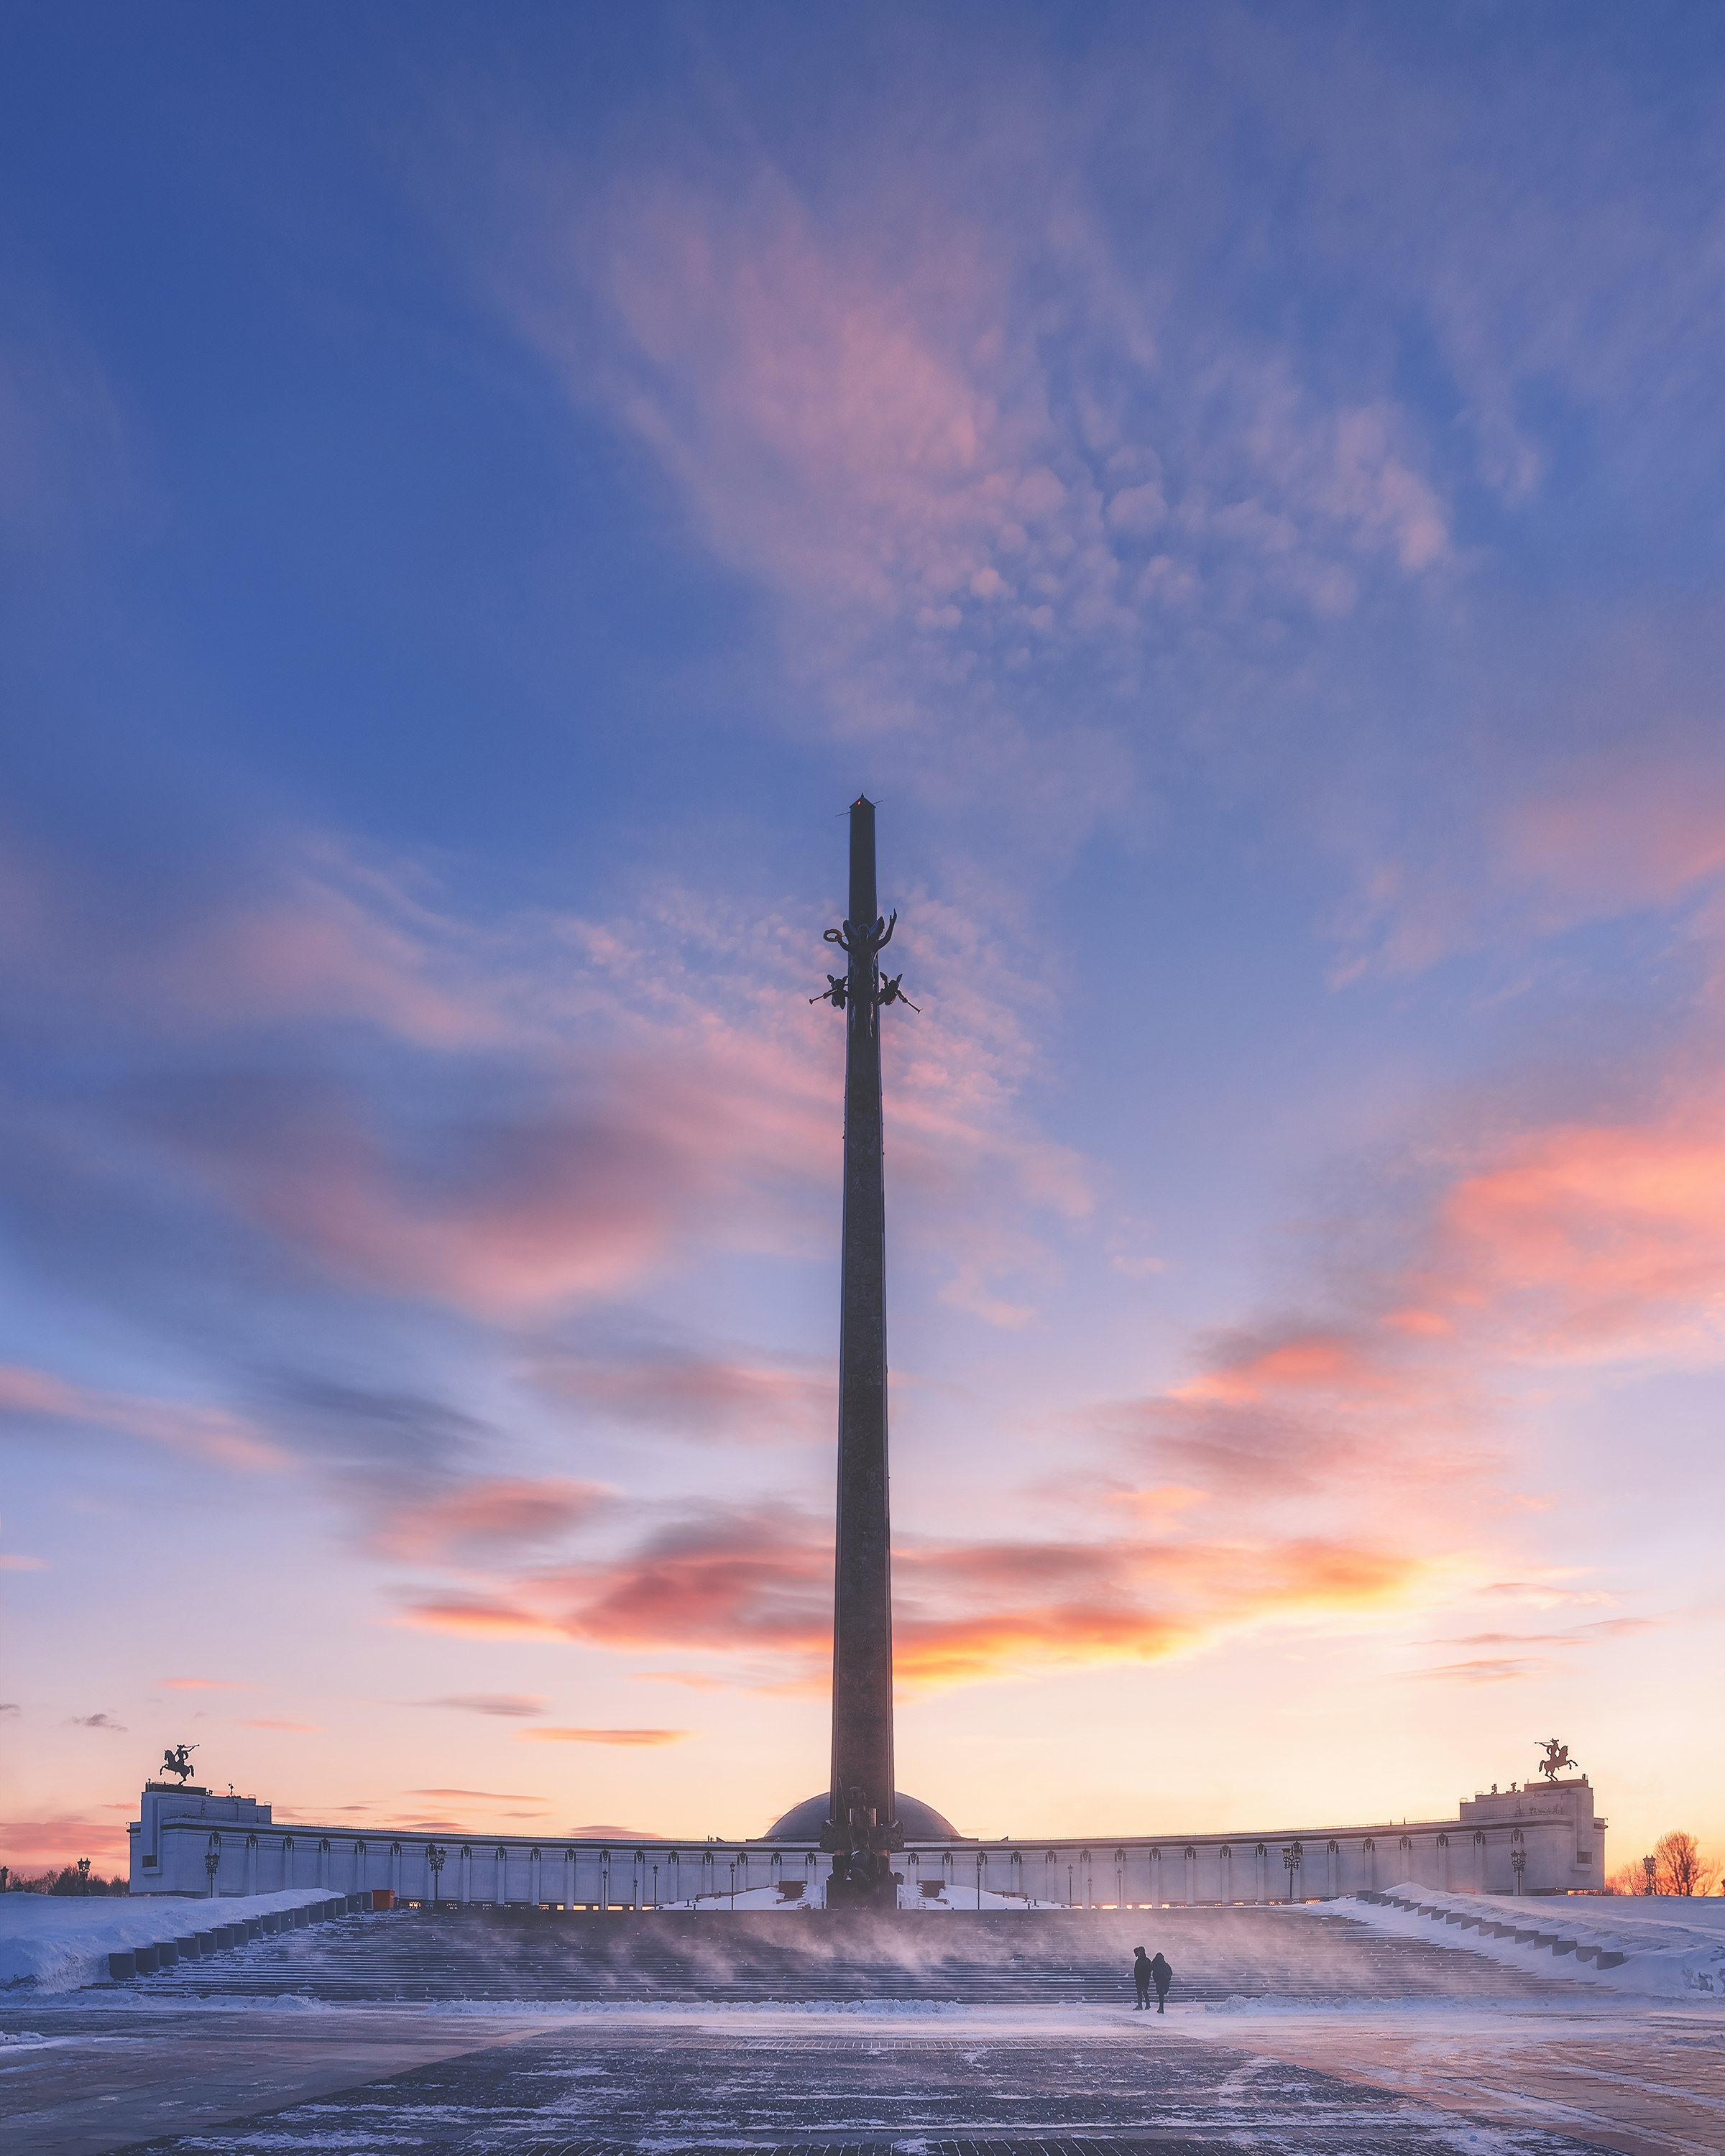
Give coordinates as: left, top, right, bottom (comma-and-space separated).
1132, 1946, 1172, 2012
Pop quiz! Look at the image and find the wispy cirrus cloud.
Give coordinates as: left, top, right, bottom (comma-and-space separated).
529, 1345, 834, 1445
519, 1727, 691, 1746
0, 1363, 282, 1473
1414, 1657, 1543, 1685
413, 1693, 547, 1718
408, 1786, 546, 1802
0, 829, 1092, 1341
0, 832, 507, 1051
1324, 609, 1725, 982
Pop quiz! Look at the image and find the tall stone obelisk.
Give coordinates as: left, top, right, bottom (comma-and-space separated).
812, 796, 912, 1907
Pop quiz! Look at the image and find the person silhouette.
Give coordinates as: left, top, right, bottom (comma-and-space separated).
1132, 1945, 1152, 2009
1149, 1950, 1173, 2012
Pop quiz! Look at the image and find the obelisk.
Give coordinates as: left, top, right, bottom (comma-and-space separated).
813, 796, 910, 1907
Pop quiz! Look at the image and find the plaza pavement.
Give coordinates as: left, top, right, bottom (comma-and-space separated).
1, 1906, 1719, 2155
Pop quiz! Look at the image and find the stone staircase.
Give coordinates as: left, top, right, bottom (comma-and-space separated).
122, 1904, 1578, 2005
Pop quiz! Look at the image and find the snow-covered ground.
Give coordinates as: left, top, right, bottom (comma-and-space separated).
1319, 1881, 1725, 2001
0, 1889, 338, 1994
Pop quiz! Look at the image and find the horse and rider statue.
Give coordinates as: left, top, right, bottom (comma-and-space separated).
1536, 1737, 1581, 1783
160, 1742, 198, 1785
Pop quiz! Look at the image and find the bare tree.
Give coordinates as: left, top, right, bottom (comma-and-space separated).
1654, 1832, 1719, 1898
1605, 1856, 1650, 1895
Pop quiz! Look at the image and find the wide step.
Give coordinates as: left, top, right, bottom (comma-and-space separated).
121, 1907, 1578, 2005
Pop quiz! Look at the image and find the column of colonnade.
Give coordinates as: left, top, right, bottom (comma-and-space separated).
155, 1810, 1584, 1905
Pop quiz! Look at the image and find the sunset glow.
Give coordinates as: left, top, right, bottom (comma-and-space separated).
2, 6, 1723, 1878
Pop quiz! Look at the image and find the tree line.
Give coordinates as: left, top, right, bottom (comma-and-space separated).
1606, 1831, 1719, 1896
0, 1863, 129, 1895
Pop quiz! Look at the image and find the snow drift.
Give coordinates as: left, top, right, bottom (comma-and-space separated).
0, 1888, 339, 1994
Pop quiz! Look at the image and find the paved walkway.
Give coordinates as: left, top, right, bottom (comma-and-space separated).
13, 2013, 1610, 2155
1180, 2003, 1725, 2156
2, 1909, 1719, 2154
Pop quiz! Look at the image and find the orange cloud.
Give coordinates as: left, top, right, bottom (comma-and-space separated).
394, 1504, 1435, 1694
518, 1728, 691, 1746
0, 1810, 133, 1870
395, 1594, 567, 1641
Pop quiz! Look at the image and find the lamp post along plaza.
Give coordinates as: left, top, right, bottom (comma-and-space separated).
811, 796, 917, 1909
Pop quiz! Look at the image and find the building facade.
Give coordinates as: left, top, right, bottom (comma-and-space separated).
130, 1774, 1606, 1904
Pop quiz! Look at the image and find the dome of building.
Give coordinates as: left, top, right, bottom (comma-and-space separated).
763, 1792, 967, 1841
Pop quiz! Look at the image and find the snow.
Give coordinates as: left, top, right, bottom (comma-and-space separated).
0, 1888, 341, 1994
1317, 1881, 1725, 2001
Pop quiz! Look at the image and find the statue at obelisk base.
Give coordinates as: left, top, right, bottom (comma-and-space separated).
810, 796, 914, 1909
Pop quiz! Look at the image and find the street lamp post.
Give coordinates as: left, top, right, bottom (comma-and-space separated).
1510, 1846, 1525, 1894
77, 1858, 91, 1896
1643, 1854, 1657, 1896
1282, 1842, 1303, 1903
205, 1848, 219, 1897
427, 1844, 446, 1907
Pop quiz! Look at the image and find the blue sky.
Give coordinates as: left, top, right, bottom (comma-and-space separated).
4, 3, 1724, 1874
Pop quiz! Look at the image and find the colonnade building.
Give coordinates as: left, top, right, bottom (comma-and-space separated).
130, 1774, 1605, 1905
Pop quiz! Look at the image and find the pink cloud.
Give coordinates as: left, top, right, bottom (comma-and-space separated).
0, 1363, 281, 1471
0, 834, 507, 1050
1432, 1112, 1725, 1360
465, 133, 1453, 775
1504, 751, 1725, 918
370, 1478, 608, 1565
413, 1693, 546, 1718
5, 802, 1105, 1336
530, 1348, 834, 1445
45, 849, 1091, 1327
408, 1786, 546, 1801
120, 1027, 836, 1317
1174, 1328, 1412, 1404
1325, 618, 1725, 980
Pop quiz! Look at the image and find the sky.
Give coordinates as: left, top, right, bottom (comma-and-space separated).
3, 2, 1724, 1879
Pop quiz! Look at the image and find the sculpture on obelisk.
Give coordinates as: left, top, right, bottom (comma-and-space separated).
809, 796, 914, 1908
